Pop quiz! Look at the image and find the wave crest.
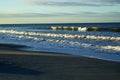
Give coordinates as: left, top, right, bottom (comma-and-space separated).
0, 30, 120, 41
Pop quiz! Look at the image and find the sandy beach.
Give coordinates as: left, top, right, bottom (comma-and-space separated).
0, 43, 120, 80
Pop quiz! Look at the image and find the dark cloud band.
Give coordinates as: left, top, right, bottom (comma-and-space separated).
29, 0, 120, 6
0, 12, 120, 17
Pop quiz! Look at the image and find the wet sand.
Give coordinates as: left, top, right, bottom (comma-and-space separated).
0, 43, 120, 80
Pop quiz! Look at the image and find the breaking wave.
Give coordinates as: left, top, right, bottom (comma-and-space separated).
0, 29, 120, 52
0, 30, 120, 41
51, 26, 120, 32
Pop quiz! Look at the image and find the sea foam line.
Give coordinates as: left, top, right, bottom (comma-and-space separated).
0, 30, 120, 41
100, 46, 120, 51
0, 31, 120, 52
11, 35, 120, 52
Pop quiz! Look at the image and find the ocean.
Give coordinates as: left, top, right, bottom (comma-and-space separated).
0, 23, 120, 62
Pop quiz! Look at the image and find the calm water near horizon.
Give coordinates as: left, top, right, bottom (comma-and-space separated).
0, 23, 120, 62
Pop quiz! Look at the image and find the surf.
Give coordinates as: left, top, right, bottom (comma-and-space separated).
0, 30, 120, 41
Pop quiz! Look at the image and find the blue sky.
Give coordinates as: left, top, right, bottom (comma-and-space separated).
0, 0, 120, 24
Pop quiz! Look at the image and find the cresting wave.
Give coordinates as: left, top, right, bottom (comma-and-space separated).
51, 26, 87, 32
0, 30, 120, 41
51, 26, 120, 32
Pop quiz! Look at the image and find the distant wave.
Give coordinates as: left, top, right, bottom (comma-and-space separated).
0, 30, 120, 41
51, 26, 87, 32
88, 27, 120, 32
51, 26, 120, 32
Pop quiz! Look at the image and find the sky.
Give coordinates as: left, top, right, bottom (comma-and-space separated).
0, 0, 120, 24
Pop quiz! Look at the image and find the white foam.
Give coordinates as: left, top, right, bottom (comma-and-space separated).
51, 26, 57, 30
41, 38, 120, 52
0, 30, 120, 41
0, 30, 120, 52
51, 26, 88, 32
78, 27, 87, 32
101, 46, 120, 52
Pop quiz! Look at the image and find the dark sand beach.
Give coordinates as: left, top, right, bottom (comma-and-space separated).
0, 43, 120, 80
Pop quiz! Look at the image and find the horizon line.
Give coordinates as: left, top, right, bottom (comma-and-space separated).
0, 22, 120, 25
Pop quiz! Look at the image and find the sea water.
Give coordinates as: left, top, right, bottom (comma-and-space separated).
0, 23, 120, 62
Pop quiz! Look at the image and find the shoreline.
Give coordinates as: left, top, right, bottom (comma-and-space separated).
1, 43, 120, 62
0, 43, 120, 80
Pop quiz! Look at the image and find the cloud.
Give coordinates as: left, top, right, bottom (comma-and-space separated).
28, 0, 120, 6
30, 1, 100, 6
0, 13, 56, 17
103, 12, 120, 17
85, 0, 120, 3
0, 12, 76, 18
0, 11, 120, 18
